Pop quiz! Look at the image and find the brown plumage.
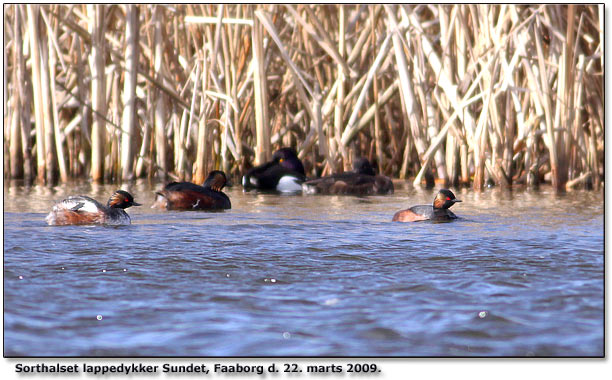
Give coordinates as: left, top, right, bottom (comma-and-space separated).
302, 158, 394, 195
152, 170, 231, 210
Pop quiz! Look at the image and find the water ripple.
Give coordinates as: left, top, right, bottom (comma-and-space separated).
3, 185, 603, 356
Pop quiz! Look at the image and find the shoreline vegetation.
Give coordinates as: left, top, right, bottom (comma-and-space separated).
3, 5, 603, 192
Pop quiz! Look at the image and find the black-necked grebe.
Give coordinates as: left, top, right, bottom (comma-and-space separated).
392, 189, 461, 222
242, 147, 306, 192
302, 158, 394, 195
46, 190, 141, 226
152, 170, 231, 210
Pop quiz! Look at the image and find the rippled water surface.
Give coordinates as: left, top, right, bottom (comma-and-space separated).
3, 181, 604, 356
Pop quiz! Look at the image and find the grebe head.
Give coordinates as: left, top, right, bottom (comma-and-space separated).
107, 190, 141, 209
432, 189, 461, 209
203, 170, 228, 192
352, 158, 376, 176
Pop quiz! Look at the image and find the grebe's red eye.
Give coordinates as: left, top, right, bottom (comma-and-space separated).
446, 197, 451, 201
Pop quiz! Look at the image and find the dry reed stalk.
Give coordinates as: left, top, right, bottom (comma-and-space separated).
256, 9, 315, 123
249, 8, 271, 165
45, 7, 68, 183
73, 33, 91, 146
332, 4, 348, 171
108, 68, 120, 181
27, 5, 47, 184
18, 4, 34, 182
135, 107, 151, 179
185, 15, 253, 26
9, 5, 24, 179
2, 5, 603, 189
220, 11, 242, 168
370, 7, 383, 174
502, 91, 515, 187
120, 5, 139, 180
176, 108, 189, 181
87, 4, 107, 182
288, 5, 352, 78
412, 50, 488, 187
404, 7, 481, 184
340, 34, 391, 147
230, 13, 246, 172
385, 6, 429, 167
249, 7, 272, 165
8, 101, 23, 178
249, 7, 271, 165
445, 133, 458, 186
562, 6, 578, 182
436, 5, 455, 185
533, 17, 559, 191
38, 8, 55, 185
152, 6, 168, 180
134, 11, 153, 179
313, 87, 332, 172
354, 81, 399, 137
193, 59, 210, 185
180, 63, 202, 180
472, 61, 496, 191
35, 6, 57, 183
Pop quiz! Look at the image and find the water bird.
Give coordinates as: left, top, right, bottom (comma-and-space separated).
152, 170, 231, 210
392, 189, 461, 222
242, 147, 306, 192
46, 190, 141, 225
302, 157, 394, 195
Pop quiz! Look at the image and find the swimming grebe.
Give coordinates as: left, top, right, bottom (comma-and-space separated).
302, 158, 394, 195
152, 170, 231, 210
46, 190, 141, 225
392, 189, 461, 222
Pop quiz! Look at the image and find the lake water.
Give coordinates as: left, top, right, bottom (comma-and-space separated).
3, 181, 604, 356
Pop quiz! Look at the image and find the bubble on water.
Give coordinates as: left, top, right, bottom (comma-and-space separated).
18, 276, 23, 280
225, 274, 230, 277
102, 269, 106, 273
123, 269, 127, 272
96, 315, 103, 320
61, 267, 65, 270
283, 332, 291, 339
270, 278, 277, 283
478, 311, 488, 319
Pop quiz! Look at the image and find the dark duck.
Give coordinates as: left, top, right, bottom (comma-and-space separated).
302, 158, 394, 195
152, 170, 231, 210
392, 189, 461, 222
242, 147, 306, 192
46, 190, 141, 226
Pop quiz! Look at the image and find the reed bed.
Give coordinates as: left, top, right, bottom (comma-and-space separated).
3, 4, 604, 191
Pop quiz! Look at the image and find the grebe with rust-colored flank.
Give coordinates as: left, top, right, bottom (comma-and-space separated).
46, 190, 141, 226
152, 170, 231, 210
392, 189, 462, 222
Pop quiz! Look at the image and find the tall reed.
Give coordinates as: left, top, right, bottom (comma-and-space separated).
3, 5, 603, 191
